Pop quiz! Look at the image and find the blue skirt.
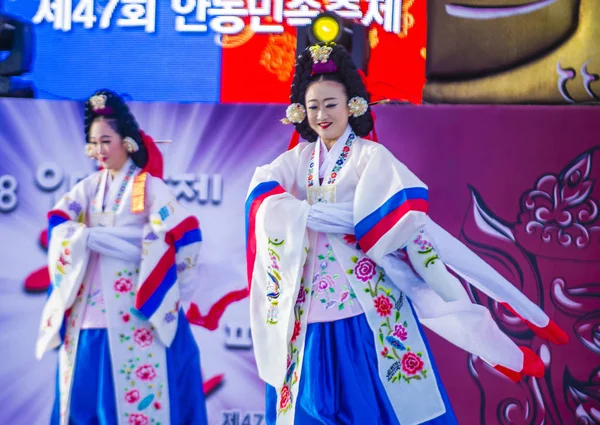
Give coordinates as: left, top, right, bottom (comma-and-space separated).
50, 313, 208, 425
266, 314, 457, 425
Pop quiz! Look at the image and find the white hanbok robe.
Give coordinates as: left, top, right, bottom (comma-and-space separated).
37, 158, 202, 425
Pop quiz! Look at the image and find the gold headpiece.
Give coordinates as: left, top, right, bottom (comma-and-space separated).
309, 44, 334, 64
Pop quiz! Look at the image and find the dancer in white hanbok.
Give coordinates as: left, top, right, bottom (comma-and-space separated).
246, 44, 568, 425
37, 90, 208, 425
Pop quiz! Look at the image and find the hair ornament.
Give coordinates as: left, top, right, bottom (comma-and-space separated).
84, 143, 96, 158
123, 136, 140, 153
348, 96, 368, 117
90, 94, 107, 111
281, 103, 307, 124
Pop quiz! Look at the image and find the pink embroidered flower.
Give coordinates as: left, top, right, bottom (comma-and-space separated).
402, 352, 424, 376
133, 328, 153, 347
296, 286, 306, 304
393, 324, 409, 341
374, 295, 394, 317
135, 364, 157, 381
128, 413, 149, 425
122, 313, 131, 323
114, 277, 133, 293
316, 275, 335, 293
291, 321, 301, 342
354, 258, 377, 282
280, 385, 291, 410
125, 389, 140, 404
339, 290, 350, 303
381, 347, 389, 358
153, 401, 161, 410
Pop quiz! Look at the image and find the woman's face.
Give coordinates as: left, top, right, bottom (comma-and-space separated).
87, 118, 129, 171
305, 79, 351, 143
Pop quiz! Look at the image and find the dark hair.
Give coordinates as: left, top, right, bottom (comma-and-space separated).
290, 44, 373, 142
84, 89, 148, 169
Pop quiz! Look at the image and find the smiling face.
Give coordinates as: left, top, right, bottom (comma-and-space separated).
87, 117, 129, 172
426, 0, 580, 79
305, 79, 351, 145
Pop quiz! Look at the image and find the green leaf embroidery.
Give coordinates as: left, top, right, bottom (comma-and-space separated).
350, 293, 357, 299
328, 256, 336, 262
378, 332, 384, 345
320, 299, 326, 303
346, 269, 354, 275
364, 288, 370, 293
391, 376, 397, 383
338, 303, 345, 311
318, 254, 325, 260
381, 322, 388, 328
332, 274, 339, 279
395, 310, 400, 322
350, 256, 359, 264
403, 321, 408, 327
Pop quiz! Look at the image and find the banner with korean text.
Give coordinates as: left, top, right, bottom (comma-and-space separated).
3, 0, 427, 104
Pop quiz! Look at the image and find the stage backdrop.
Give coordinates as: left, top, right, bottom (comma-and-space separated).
0, 99, 598, 425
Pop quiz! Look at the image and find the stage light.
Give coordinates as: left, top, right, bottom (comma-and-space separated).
297, 11, 370, 73
0, 12, 35, 98
311, 13, 341, 43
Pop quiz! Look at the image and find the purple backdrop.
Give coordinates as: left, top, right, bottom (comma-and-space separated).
0, 99, 598, 425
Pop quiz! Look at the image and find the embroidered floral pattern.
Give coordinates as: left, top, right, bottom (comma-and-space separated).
163, 301, 179, 324
53, 224, 78, 288
128, 413, 149, 425
327, 133, 355, 185
374, 295, 394, 317
114, 277, 133, 293
114, 269, 137, 299
135, 364, 157, 381
279, 384, 292, 411
67, 200, 84, 223
402, 351, 425, 375
307, 132, 356, 187
266, 238, 284, 325
354, 257, 377, 282
113, 269, 165, 425
412, 230, 440, 267
58, 274, 88, 420
133, 328, 154, 347
347, 256, 429, 384
393, 324, 409, 341
311, 243, 358, 311
308, 152, 316, 188
112, 164, 136, 213
125, 389, 140, 403
278, 281, 309, 416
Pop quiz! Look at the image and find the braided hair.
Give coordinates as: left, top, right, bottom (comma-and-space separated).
290, 44, 373, 142
84, 89, 148, 169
